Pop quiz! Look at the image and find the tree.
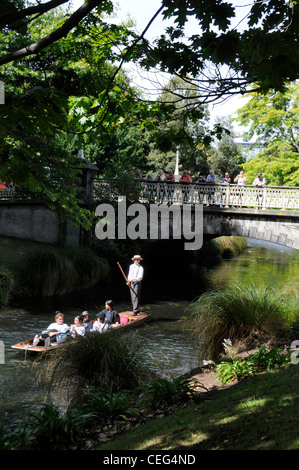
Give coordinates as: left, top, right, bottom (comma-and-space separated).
1, 1, 298, 96
235, 82, 299, 186
0, 8, 144, 227
208, 117, 244, 179
1, 0, 298, 222
145, 75, 212, 176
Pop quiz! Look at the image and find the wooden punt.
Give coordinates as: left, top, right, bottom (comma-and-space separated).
11, 311, 151, 354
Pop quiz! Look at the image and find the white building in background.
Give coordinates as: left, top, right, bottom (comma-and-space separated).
233, 131, 264, 161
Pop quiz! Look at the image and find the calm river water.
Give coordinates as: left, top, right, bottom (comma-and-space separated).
0, 238, 298, 430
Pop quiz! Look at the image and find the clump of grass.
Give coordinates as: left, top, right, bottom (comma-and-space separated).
140, 376, 205, 409
197, 236, 247, 264
213, 236, 247, 258
35, 330, 155, 406
184, 283, 294, 360
23, 246, 110, 296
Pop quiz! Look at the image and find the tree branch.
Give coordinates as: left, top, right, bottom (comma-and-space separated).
0, 0, 103, 65
0, 0, 70, 28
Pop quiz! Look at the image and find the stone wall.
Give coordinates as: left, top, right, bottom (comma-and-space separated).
0, 201, 61, 244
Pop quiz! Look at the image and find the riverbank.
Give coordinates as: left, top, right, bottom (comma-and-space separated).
94, 362, 299, 451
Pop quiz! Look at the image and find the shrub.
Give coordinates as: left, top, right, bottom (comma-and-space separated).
248, 346, 291, 372
81, 384, 140, 421
216, 359, 254, 385
140, 376, 204, 408
216, 346, 292, 385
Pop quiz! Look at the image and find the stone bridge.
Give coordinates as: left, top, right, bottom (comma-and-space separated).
0, 181, 298, 249
105, 181, 299, 250
202, 206, 299, 250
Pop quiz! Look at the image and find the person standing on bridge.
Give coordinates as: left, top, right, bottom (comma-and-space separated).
253, 173, 267, 209
253, 173, 267, 187
206, 170, 217, 204
234, 170, 247, 208
127, 255, 144, 315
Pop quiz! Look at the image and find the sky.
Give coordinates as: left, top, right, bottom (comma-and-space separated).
71, 0, 250, 128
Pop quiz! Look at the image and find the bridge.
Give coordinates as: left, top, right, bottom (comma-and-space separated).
142, 181, 299, 210
139, 182, 299, 250
0, 181, 298, 249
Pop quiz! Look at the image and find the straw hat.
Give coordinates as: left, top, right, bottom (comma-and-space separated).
132, 255, 143, 260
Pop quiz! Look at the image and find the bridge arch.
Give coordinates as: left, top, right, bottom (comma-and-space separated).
202, 207, 299, 250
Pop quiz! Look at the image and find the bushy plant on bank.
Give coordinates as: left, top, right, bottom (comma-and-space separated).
34, 330, 155, 407
216, 344, 292, 385
21, 245, 110, 297
184, 282, 297, 361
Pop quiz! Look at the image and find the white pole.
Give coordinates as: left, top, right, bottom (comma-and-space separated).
174, 145, 180, 182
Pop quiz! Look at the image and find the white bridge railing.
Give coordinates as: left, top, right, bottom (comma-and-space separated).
1, 180, 298, 211
142, 182, 299, 210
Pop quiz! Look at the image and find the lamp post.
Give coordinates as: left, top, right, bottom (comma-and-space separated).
174, 145, 180, 182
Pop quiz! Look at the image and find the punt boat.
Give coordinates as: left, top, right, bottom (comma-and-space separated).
11, 311, 151, 353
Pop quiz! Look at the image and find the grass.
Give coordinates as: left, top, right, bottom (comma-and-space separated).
97, 364, 299, 450
183, 283, 297, 360
197, 236, 247, 264
35, 330, 155, 406
0, 236, 110, 299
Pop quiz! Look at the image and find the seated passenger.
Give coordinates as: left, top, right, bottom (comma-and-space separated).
81, 310, 93, 334
93, 314, 109, 333
97, 300, 120, 326
33, 311, 70, 347
70, 315, 85, 338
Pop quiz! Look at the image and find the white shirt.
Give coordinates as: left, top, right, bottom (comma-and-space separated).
93, 320, 108, 332
70, 325, 85, 337
48, 322, 69, 333
206, 174, 216, 183
128, 263, 144, 282
253, 177, 266, 186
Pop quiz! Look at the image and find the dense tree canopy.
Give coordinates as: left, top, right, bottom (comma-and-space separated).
1, 1, 298, 95
0, 1, 298, 226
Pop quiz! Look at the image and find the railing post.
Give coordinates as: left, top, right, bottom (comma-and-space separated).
225, 185, 230, 207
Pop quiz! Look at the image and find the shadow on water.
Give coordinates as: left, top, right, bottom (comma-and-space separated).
1, 238, 298, 431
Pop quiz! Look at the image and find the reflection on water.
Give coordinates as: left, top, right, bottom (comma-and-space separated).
0, 239, 298, 430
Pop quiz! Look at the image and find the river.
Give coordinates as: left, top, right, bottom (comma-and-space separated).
0, 238, 298, 431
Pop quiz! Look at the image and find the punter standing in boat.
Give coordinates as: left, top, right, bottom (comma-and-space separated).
127, 255, 144, 315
